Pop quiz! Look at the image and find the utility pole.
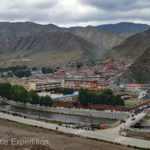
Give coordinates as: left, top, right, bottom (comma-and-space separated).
39, 111, 40, 119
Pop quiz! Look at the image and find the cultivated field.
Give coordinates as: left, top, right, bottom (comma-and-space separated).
0, 118, 137, 150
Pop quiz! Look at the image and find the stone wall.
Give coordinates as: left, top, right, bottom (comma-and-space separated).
120, 128, 150, 140
0, 97, 128, 119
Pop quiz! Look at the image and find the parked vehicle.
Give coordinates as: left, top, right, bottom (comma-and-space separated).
90, 123, 105, 129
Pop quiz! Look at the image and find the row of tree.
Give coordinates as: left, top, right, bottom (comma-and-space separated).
0, 65, 56, 78
0, 65, 27, 73
14, 70, 31, 78
46, 88, 74, 95
0, 65, 31, 78
41, 67, 54, 74
78, 89, 125, 106
0, 82, 53, 107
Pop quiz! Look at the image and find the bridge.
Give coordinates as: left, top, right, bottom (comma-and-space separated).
123, 112, 146, 128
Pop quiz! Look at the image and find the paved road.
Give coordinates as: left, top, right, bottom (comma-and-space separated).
0, 112, 149, 149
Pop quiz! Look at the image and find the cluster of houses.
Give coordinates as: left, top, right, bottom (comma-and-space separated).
29, 58, 130, 85
119, 84, 150, 92
119, 84, 150, 99
0, 58, 134, 100
28, 78, 110, 93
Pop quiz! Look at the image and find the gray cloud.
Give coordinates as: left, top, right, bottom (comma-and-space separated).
76, 0, 150, 25
0, 0, 150, 27
78, 0, 150, 11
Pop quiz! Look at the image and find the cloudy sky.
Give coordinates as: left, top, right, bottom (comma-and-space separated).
0, 0, 150, 27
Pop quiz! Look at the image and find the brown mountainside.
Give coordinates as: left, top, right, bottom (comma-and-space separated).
107, 29, 150, 59
0, 31, 100, 67
0, 22, 65, 42
118, 47, 150, 84
0, 22, 125, 67
72, 27, 124, 51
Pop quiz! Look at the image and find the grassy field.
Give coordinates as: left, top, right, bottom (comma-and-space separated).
0, 50, 84, 67
125, 104, 134, 107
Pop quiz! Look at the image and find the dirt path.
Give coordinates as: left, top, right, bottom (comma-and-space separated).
0, 118, 136, 150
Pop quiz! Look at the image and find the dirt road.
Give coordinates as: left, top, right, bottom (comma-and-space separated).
0, 118, 136, 150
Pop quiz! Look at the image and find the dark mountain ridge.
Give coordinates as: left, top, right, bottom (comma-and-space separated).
96, 22, 150, 37
0, 22, 65, 42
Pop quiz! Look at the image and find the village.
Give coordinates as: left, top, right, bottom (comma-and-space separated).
0, 58, 150, 149
0, 58, 150, 102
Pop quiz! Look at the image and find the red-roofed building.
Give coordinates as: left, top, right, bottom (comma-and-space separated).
61, 79, 102, 92
125, 84, 141, 92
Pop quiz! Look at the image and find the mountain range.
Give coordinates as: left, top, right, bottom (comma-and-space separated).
0, 21, 149, 67
96, 22, 150, 38
0, 22, 123, 67
0, 31, 101, 67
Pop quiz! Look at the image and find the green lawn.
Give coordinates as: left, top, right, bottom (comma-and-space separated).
144, 115, 150, 120
125, 104, 134, 107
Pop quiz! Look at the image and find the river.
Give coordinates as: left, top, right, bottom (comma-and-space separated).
0, 103, 117, 125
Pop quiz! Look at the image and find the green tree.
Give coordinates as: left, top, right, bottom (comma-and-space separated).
63, 88, 74, 95
0, 82, 11, 99
7, 72, 13, 77
46, 68, 53, 73
76, 63, 83, 69
1, 74, 4, 78
42, 67, 53, 74
10, 85, 28, 103
41, 67, 46, 74
78, 89, 88, 105
15, 70, 31, 78
25, 70, 31, 77
102, 89, 113, 96
114, 96, 125, 106
32, 67, 37, 71
78, 89, 125, 106
15, 70, 24, 78
28, 90, 40, 104
43, 96, 53, 106
39, 96, 44, 106
39, 96, 53, 107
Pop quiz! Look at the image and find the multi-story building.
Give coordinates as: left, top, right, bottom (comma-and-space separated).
29, 81, 61, 92
125, 84, 141, 92
62, 79, 96, 89
62, 79, 102, 92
